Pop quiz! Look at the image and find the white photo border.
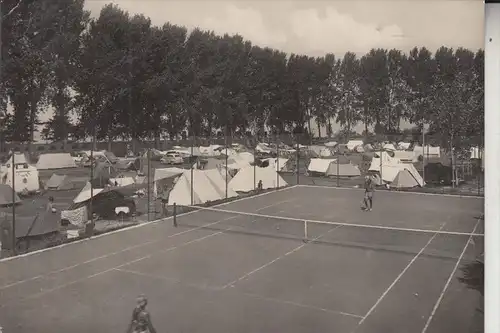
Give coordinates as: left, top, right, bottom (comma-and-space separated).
485, 3, 499, 333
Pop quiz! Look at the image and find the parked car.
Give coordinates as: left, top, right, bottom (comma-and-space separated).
161, 152, 183, 165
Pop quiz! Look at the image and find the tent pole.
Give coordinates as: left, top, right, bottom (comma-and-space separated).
11, 150, 16, 255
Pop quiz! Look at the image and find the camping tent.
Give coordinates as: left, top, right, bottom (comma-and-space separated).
347, 140, 364, 151
369, 155, 424, 186
326, 163, 361, 177
4, 153, 30, 166
413, 145, 441, 158
0, 184, 21, 206
203, 169, 238, 199
391, 169, 419, 189
108, 177, 135, 187
319, 148, 333, 157
73, 182, 104, 203
307, 158, 335, 175
36, 153, 77, 170
46, 174, 74, 190
229, 165, 287, 192
264, 158, 291, 172
1, 163, 40, 193
168, 170, 232, 205
383, 143, 397, 151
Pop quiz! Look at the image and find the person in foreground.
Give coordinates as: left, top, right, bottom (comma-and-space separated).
127, 294, 157, 333
363, 175, 375, 211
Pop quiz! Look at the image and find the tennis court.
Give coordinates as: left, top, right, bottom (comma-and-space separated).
0, 185, 484, 333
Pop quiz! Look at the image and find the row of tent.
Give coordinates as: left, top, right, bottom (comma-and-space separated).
71, 165, 288, 208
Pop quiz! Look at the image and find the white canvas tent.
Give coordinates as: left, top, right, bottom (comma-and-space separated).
46, 174, 74, 190
369, 156, 424, 187
1, 163, 40, 193
73, 182, 104, 203
0, 184, 21, 206
229, 166, 287, 192
203, 169, 238, 199
391, 169, 419, 189
264, 158, 290, 172
308, 158, 335, 175
109, 177, 135, 187
37, 153, 77, 170
347, 140, 364, 151
413, 145, 441, 158
168, 170, 231, 205
383, 143, 397, 151
319, 148, 333, 157
326, 163, 361, 177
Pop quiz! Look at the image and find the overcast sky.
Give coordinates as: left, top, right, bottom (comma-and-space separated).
84, 0, 484, 57
35, 0, 484, 140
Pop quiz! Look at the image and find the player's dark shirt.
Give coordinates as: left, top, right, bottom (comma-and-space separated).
129, 307, 156, 333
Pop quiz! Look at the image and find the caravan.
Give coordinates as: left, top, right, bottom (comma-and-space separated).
1, 153, 40, 193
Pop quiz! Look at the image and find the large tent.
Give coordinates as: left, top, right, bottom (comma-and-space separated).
307, 158, 335, 175
326, 162, 361, 177
391, 169, 420, 189
229, 165, 287, 192
168, 170, 237, 205
369, 153, 424, 187
36, 153, 77, 170
1, 162, 40, 193
46, 174, 74, 190
0, 184, 21, 206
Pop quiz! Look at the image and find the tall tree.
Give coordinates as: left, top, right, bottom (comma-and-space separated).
336, 52, 362, 135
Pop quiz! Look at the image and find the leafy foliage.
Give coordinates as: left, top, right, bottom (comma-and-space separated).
0, 1, 484, 153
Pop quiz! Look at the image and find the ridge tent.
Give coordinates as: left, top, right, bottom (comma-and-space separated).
73, 182, 104, 203
383, 143, 397, 151
307, 158, 335, 175
0, 184, 21, 206
168, 170, 227, 206
326, 163, 361, 177
4, 152, 30, 166
413, 145, 441, 159
264, 158, 291, 172
391, 169, 419, 189
324, 141, 337, 147
46, 174, 74, 190
36, 153, 77, 170
153, 167, 185, 197
204, 169, 238, 199
91, 161, 118, 188
229, 165, 287, 192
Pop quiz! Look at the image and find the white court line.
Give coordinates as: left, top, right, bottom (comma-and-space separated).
0, 198, 294, 291
0, 185, 298, 263
297, 184, 483, 199
221, 223, 342, 289
353, 220, 449, 331
421, 220, 482, 333
114, 268, 221, 291
0, 223, 234, 308
239, 291, 364, 319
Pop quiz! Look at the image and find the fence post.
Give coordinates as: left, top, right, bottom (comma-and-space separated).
336, 152, 340, 187
254, 144, 257, 190
190, 135, 194, 205
296, 139, 299, 185
173, 203, 177, 227
276, 136, 279, 189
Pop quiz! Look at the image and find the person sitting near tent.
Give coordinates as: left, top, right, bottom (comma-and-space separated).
257, 180, 263, 191
126, 294, 157, 333
160, 185, 172, 217
362, 175, 375, 211
47, 196, 57, 213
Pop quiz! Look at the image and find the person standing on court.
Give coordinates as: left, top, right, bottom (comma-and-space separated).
363, 175, 375, 211
127, 294, 157, 333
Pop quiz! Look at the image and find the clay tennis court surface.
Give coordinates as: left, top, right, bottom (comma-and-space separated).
0, 185, 484, 333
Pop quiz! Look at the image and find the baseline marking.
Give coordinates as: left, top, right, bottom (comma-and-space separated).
353, 220, 449, 331
297, 184, 483, 199
421, 220, 482, 333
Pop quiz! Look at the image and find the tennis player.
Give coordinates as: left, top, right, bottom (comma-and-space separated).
127, 295, 157, 333
363, 175, 375, 211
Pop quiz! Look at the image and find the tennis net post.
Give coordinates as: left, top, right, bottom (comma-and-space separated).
173, 202, 177, 227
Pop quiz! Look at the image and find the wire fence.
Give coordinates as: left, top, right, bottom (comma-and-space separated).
0, 132, 483, 257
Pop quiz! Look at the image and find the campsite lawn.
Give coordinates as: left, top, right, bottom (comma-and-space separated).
0, 185, 483, 333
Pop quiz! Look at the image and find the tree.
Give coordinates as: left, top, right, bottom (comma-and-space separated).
336, 52, 362, 135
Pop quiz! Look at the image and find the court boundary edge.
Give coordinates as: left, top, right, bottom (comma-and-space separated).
0, 185, 299, 263
297, 184, 483, 199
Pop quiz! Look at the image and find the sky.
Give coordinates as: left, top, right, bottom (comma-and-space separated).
34, 0, 485, 140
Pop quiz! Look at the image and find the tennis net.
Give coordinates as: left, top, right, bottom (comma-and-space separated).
172, 205, 484, 261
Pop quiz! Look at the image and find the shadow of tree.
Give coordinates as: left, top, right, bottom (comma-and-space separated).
458, 259, 484, 333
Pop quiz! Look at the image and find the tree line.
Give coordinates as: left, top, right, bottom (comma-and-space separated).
1, 1, 484, 153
